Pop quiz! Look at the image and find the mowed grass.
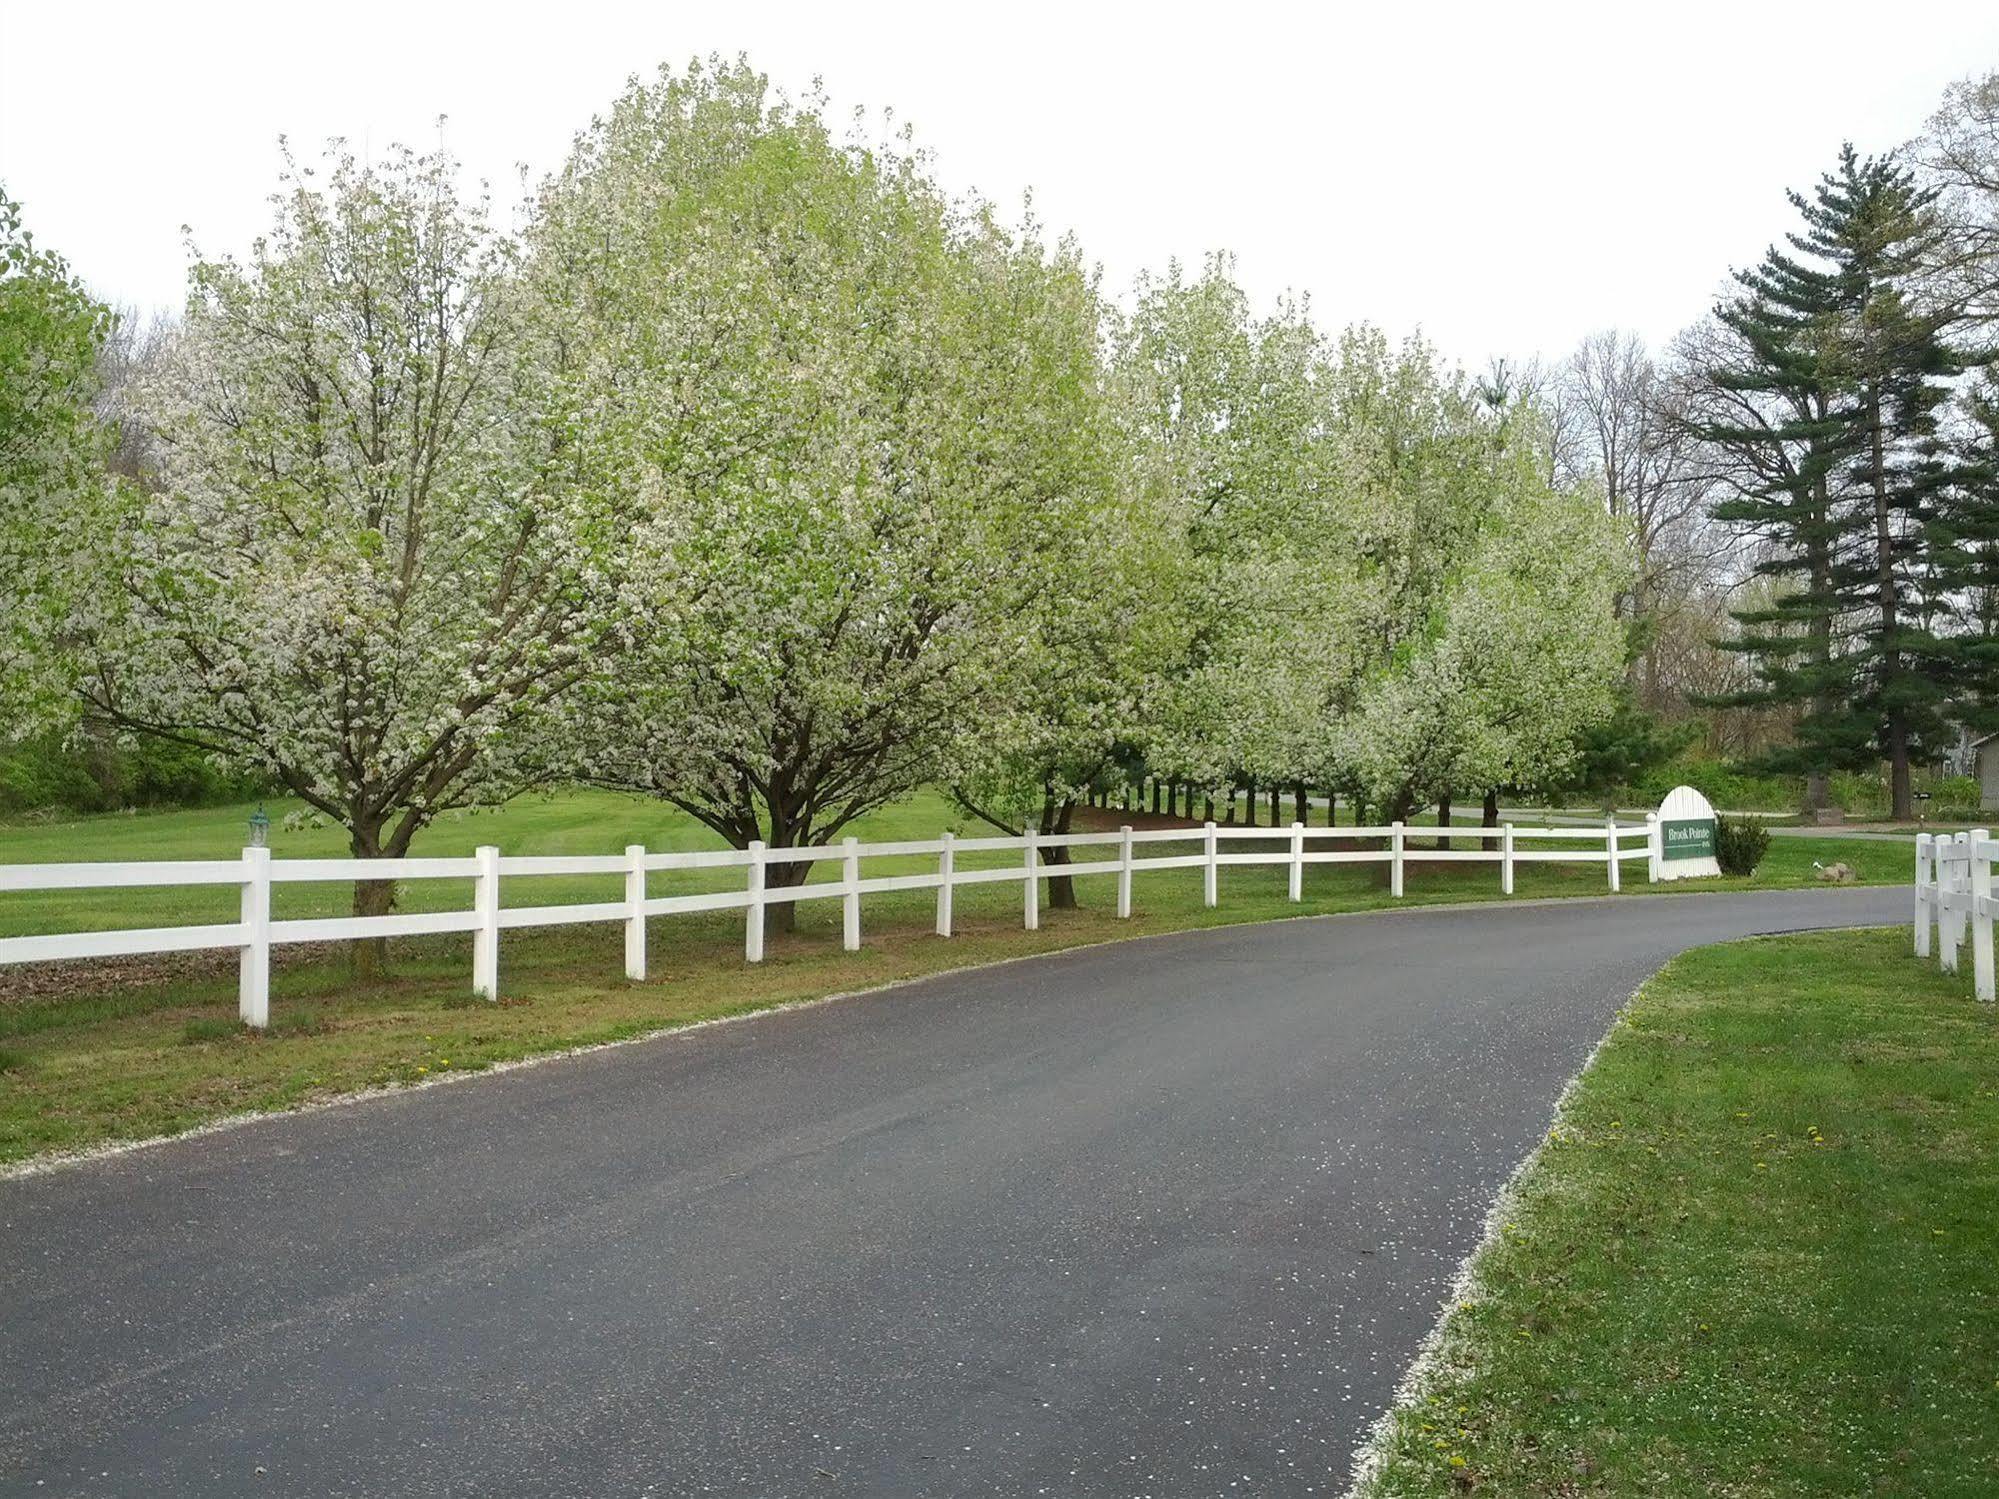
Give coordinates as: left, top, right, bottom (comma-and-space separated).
1358, 928, 1999, 1498
0, 789, 1910, 1166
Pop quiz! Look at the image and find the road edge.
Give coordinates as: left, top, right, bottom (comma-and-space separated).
0, 888, 1901, 1185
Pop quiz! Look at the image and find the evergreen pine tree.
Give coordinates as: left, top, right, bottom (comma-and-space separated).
1686, 211, 1863, 812
1805, 147, 1964, 818
1691, 145, 1968, 818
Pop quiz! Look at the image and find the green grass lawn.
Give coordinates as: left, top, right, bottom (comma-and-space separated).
0, 790, 1914, 1168
1357, 928, 1999, 1498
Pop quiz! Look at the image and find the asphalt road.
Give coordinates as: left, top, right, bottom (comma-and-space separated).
0, 888, 1904, 1498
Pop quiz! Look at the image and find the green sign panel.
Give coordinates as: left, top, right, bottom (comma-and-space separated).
1662, 818, 1716, 861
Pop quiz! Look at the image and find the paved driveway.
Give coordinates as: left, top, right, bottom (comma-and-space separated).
0, 888, 1904, 1497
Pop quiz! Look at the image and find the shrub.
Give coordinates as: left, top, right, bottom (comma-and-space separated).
0, 729, 271, 817
1629, 755, 1800, 814
1715, 816, 1770, 877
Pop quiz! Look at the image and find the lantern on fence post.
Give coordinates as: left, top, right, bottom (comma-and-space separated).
247, 804, 271, 849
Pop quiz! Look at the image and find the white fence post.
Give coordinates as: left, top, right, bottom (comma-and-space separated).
1914, 832, 1933, 958
1501, 822, 1515, 896
842, 836, 861, 951
745, 840, 767, 963
1117, 824, 1134, 919
1203, 820, 1218, 908
1943, 833, 1963, 974
1646, 812, 1662, 883
936, 831, 955, 937
1288, 820, 1305, 902
1974, 829, 1994, 1003
1606, 818, 1621, 893
624, 844, 647, 981
238, 845, 271, 1029
1390, 821, 1405, 898
473, 844, 501, 1000
1959, 830, 1975, 966
1023, 828, 1040, 931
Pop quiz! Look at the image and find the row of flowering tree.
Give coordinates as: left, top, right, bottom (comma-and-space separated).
2, 58, 1632, 953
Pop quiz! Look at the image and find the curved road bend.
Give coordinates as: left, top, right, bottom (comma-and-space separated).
1, 888, 1902, 1498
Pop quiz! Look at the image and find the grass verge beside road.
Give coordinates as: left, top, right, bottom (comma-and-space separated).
1356, 928, 1999, 1498
0, 790, 1913, 1168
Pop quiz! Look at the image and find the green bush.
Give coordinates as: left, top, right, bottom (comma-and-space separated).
1629, 755, 1800, 814
0, 730, 269, 816
1921, 774, 1982, 820
1715, 816, 1771, 876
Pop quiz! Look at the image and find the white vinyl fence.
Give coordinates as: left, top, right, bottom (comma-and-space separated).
0, 816, 1660, 1028
1912, 828, 1998, 1002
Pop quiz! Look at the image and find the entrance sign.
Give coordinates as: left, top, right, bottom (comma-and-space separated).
1654, 785, 1721, 880
1662, 819, 1715, 861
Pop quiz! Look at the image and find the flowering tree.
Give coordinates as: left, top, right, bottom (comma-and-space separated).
1333, 384, 1630, 824
0, 188, 112, 724
85, 145, 628, 969
545, 62, 1084, 930
1116, 259, 1374, 815
945, 225, 1188, 905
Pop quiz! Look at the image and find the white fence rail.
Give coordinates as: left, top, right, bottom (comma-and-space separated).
1912, 829, 1998, 1002
0, 816, 1661, 1028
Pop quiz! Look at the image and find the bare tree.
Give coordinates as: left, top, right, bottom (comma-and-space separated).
1555, 330, 1727, 704
1909, 70, 1999, 328
91, 303, 175, 485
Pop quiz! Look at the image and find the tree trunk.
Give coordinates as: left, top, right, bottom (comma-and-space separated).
348, 820, 396, 980
1268, 786, 1280, 823
351, 872, 396, 981
1245, 781, 1257, 827
1436, 793, 1452, 852
1326, 789, 1336, 827
1203, 794, 1214, 822
1294, 785, 1308, 824
1867, 389, 1913, 821
1803, 468, 1837, 814
1044, 796, 1079, 910
1149, 779, 1160, 814
1482, 788, 1500, 828
761, 860, 811, 937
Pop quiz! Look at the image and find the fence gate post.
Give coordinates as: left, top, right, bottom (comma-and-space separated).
1974, 830, 1994, 1003
238, 845, 271, 1029
1606, 818, 1621, 893
1117, 824, 1134, 919
1390, 821, 1405, 898
1288, 820, 1304, 902
1023, 828, 1040, 931
745, 841, 767, 962
1646, 812, 1662, 883
842, 836, 862, 951
1501, 822, 1515, 896
1914, 832, 1933, 958
1203, 820, 1218, 908
936, 832, 955, 937
473, 844, 501, 1000
624, 844, 647, 982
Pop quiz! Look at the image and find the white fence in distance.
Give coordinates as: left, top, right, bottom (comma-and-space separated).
0, 816, 1662, 1028
1912, 829, 1998, 1002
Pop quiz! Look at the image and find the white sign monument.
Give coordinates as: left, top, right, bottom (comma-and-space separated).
1655, 784, 1721, 881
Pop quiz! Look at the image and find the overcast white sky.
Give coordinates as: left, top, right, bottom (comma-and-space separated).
3, 1, 1995, 370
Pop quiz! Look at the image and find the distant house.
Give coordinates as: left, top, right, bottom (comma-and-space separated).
1974, 732, 1999, 810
